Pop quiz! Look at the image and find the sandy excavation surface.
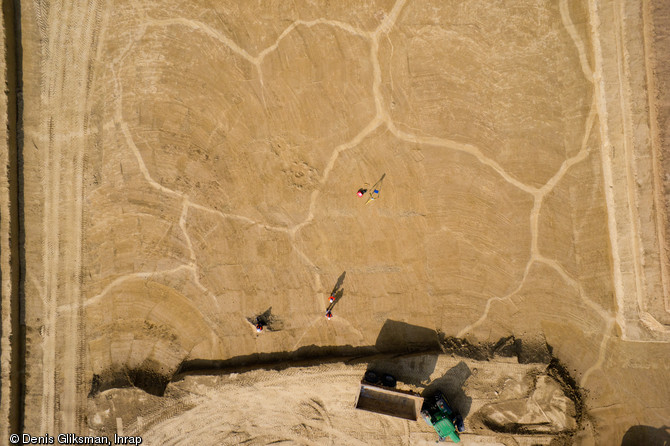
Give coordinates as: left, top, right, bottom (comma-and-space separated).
88, 354, 580, 445
1, 0, 669, 444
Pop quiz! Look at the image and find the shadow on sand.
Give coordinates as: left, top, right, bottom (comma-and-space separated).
180, 319, 442, 383
422, 361, 473, 417
327, 271, 346, 312
330, 271, 346, 296
247, 307, 283, 331
621, 425, 670, 446
375, 319, 441, 353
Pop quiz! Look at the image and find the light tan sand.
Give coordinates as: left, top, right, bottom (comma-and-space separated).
1, 0, 669, 444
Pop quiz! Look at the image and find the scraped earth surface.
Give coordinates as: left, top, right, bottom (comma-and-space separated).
11, 0, 670, 444
88, 355, 578, 445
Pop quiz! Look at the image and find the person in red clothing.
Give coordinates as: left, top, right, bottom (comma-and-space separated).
357, 188, 368, 197
256, 323, 263, 332
329, 295, 335, 303
325, 310, 333, 320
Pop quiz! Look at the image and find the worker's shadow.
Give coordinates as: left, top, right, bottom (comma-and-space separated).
327, 289, 344, 311
621, 425, 670, 446
247, 307, 283, 331
328, 271, 346, 311
422, 361, 472, 417
330, 271, 345, 295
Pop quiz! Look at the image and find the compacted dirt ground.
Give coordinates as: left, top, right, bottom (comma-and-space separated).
1, 0, 670, 444
88, 353, 582, 445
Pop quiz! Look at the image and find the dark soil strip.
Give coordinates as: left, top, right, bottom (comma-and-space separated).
547, 357, 586, 425
2, 0, 24, 436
